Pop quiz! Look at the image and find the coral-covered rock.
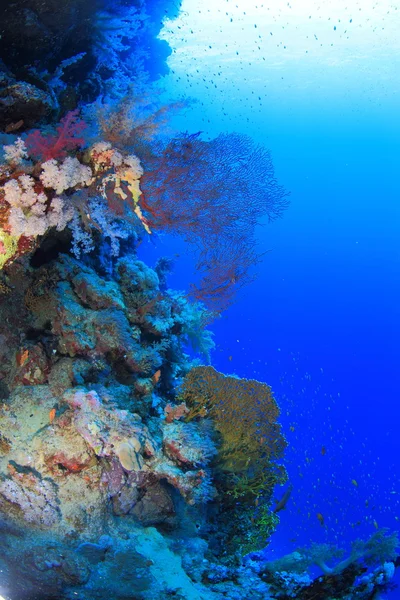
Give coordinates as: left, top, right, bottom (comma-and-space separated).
117, 256, 175, 336
0, 247, 285, 599
111, 480, 140, 516
71, 269, 125, 311
13, 343, 50, 386
165, 401, 190, 423
163, 421, 217, 469
62, 388, 157, 465
0, 79, 56, 131
0, 469, 60, 527
42, 422, 95, 476
130, 480, 177, 527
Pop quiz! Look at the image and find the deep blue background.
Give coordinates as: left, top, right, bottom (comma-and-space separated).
138, 105, 400, 573
137, 1, 400, 581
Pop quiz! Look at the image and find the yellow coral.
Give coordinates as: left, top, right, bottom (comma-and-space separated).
179, 366, 287, 500
0, 229, 20, 271
180, 366, 286, 470
0, 281, 11, 295
89, 142, 151, 234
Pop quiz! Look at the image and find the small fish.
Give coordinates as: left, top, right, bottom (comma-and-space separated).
273, 484, 293, 513
49, 408, 56, 423
16, 349, 29, 367
152, 369, 161, 384
351, 479, 358, 488
7, 463, 17, 476
316, 512, 325, 527
373, 520, 379, 530
5, 119, 24, 133
321, 445, 326, 456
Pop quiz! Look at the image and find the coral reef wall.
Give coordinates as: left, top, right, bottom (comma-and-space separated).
0, 247, 282, 600
0, 1, 397, 599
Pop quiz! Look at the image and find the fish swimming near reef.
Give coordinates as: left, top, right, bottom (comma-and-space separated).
273, 484, 293, 513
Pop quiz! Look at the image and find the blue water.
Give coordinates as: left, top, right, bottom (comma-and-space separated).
140, 0, 400, 588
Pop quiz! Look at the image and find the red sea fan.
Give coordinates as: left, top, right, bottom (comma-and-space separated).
25, 110, 87, 162
190, 236, 261, 313
137, 131, 289, 311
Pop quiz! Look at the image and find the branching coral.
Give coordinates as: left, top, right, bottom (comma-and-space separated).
1, 95, 288, 316
168, 290, 216, 361
254, 530, 399, 600
302, 529, 399, 576
93, 92, 289, 312
94, 90, 186, 148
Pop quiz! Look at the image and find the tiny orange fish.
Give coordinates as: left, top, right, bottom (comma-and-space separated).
152, 369, 161, 384
316, 512, 325, 526
49, 408, 56, 423
7, 463, 17, 476
321, 446, 326, 456
16, 349, 29, 367
228, 355, 233, 361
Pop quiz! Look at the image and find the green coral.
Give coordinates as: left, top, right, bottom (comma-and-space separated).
240, 506, 280, 555
227, 466, 287, 501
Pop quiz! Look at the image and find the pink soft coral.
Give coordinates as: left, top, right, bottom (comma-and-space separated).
25, 110, 86, 162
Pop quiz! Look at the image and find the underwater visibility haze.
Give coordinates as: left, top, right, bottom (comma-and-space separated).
0, 0, 399, 599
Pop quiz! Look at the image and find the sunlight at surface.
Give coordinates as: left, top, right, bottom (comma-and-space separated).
160, 0, 400, 114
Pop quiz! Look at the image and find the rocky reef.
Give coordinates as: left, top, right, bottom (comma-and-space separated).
0, 244, 284, 599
